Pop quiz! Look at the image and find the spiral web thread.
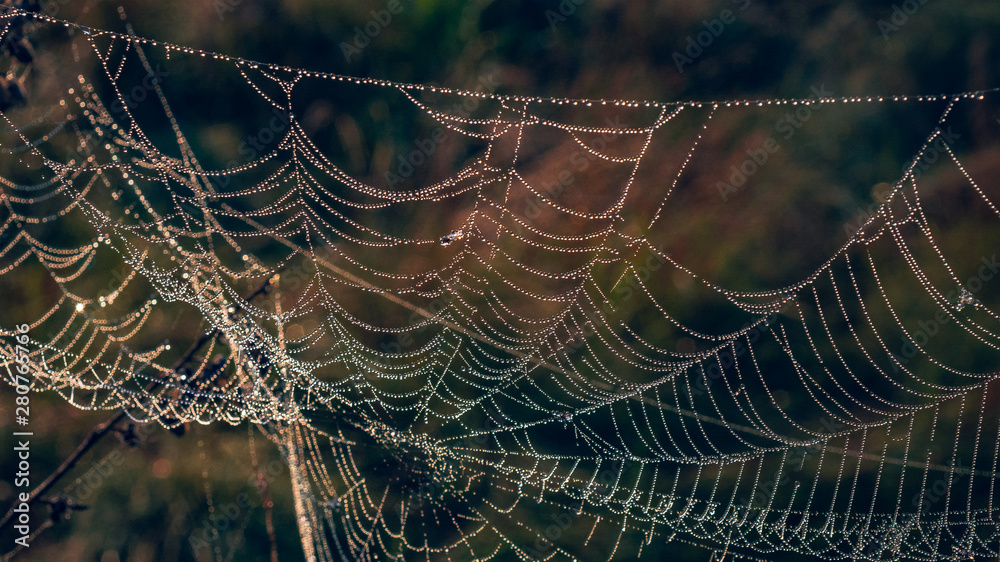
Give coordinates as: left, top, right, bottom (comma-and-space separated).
1, 10, 1000, 561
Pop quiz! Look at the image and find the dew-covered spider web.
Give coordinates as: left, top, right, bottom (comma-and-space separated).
2, 8, 1000, 562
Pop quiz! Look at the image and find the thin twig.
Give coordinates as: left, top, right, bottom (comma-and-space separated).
0, 272, 281, 532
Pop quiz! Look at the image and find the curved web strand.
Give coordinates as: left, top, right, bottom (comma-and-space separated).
1, 11, 999, 562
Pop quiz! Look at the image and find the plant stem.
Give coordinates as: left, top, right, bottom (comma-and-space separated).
0, 272, 281, 532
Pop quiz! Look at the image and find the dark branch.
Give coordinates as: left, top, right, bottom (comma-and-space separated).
0, 271, 282, 531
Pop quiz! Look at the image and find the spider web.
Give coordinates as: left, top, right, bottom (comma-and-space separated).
2, 9, 1000, 561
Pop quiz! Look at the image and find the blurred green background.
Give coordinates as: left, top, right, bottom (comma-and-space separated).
1, 0, 999, 560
